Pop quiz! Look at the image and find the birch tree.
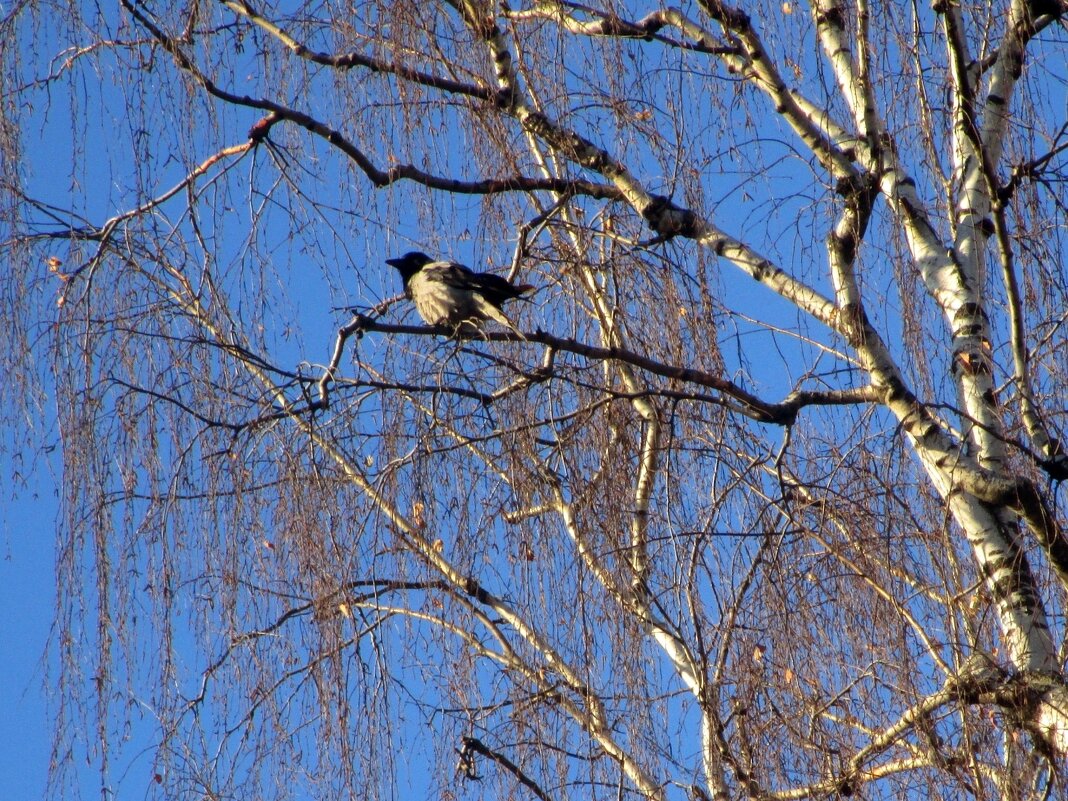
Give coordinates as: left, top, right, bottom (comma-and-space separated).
4, 0, 1068, 799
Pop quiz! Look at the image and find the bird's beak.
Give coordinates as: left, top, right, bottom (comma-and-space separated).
385, 258, 402, 267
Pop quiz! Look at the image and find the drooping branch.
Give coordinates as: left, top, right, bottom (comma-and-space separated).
147, 247, 670, 800
122, 0, 621, 202
221, 0, 495, 100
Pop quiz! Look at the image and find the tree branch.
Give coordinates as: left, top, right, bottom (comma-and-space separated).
221, 0, 495, 100
349, 315, 880, 425
459, 737, 554, 801
121, 0, 621, 201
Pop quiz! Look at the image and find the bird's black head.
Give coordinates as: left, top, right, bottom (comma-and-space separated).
386, 251, 434, 285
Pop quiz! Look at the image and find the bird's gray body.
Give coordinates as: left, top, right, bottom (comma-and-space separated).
385, 251, 533, 336
408, 261, 515, 329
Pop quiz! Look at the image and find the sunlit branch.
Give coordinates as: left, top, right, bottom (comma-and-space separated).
697, 0, 860, 182
504, 2, 738, 56
811, 0, 875, 139
184, 579, 448, 710
109, 377, 245, 433
767, 756, 940, 800
24, 0, 1068, 794
772, 476, 953, 676
170, 242, 666, 799
706, 520, 781, 796
219, 619, 390, 739
772, 652, 1068, 798
454, 3, 852, 339
909, 0, 1068, 580
45, 140, 252, 298
939, 3, 1068, 477
826, 172, 878, 309
1000, 125, 1068, 202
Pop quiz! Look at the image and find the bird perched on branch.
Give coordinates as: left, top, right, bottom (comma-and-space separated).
386, 251, 534, 336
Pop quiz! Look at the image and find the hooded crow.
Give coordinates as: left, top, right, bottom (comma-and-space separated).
386, 251, 534, 335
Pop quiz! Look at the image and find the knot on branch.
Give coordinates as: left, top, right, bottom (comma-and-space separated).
834, 172, 877, 203
248, 112, 281, 144
699, 0, 751, 30
815, 3, 847, 28
949, 651, 1006, 698
457, 737, 482, 781
492, 85, 520, 110
350, 312, 377, 338
597, 13, 660, 38
642, 194, 699, 239
1027, 0, 1065, 21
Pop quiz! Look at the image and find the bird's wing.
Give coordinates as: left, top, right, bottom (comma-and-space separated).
466, 273, 525, 306
424, 260, 479, 289
427, 262, 531, 300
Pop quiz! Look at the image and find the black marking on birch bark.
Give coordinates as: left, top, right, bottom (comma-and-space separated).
836, 301, 875, 346
751, 259, 776, 283
1027, 0, 1065, 20
699, 1, 751, 31
834, 174, 861, 196
913, 420, 944, 446
596, 13, 659, 38
642, 195, 700, 239
521, 111, 612, 170
952, 301, 990, 331
830, 227, 858, 264
815, 4, 846, 28
882, 379, 920, 407
978, 547, 1027, 607
463, 576, 494, 606
493, 86, 518, 110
